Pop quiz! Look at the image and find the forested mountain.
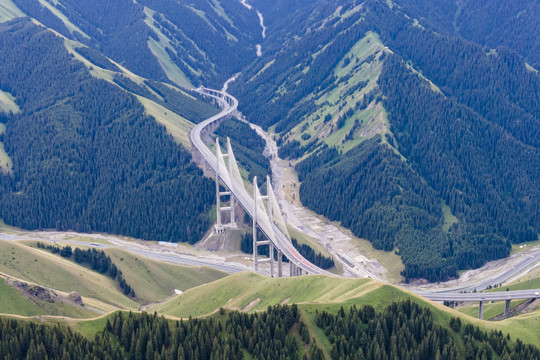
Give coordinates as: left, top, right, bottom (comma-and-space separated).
7, 0, 261, 87
0, 19, 214, 243
2, 301, 539, 359
230, 0, 540, 281
0, 0, 538, 282
392, 0, 540, 69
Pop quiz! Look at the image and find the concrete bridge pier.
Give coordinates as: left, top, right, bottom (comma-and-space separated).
505, 299, 511, 314
253, 176, 258, 271
215, 139, 223, 233
479, 301, 484, 320
215, 138, 236, 233
290, 262, 295, 277
269, 243, 275, 277
277, 251, 283, 277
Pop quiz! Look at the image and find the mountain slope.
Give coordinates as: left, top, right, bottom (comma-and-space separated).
8, 0, 261, 88
230, 0, 540, 282
0, 240, 227, 316
1, 245, 539, 357
149, 272, 540, 350
392, 0, 540, 69
0, 19, 215, 243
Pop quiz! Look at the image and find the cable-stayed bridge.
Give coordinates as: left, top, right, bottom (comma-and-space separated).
190, 87, 332, 277
189, 87, 539, 319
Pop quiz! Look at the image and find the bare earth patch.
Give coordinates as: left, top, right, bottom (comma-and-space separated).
249, 122, 402, 282
242, 298, 260, 311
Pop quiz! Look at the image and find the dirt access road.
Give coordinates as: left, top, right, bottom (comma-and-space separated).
248, 123, 393, 281
246, 122, 540, 290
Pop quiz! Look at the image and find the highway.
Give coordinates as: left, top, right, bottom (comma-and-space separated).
189, 87, 333, 276
189, 86, 539, 306
422, 249, 540, 294
418, 290, 540, 302
0, 232, 247, 273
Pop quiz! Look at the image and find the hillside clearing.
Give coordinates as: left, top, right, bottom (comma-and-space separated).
0, 0, 23, 23
136, 95, 194, 149
0, 89, 19, 114
0, 240, 138, 310
104, 248, 227, 305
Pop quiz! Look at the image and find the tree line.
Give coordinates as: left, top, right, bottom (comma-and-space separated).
0, 19, 214, 244
113, 75, 219, 124
0, 305, 310, 359
37, 243, 135, 297
1, 301, 538, 359
315, 299, 540, 360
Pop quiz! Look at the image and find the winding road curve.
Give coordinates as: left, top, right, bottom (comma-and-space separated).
189, 87, 540, 304
190, 87, 333, 276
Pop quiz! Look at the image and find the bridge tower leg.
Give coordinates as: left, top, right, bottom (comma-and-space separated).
226, 138, 236, 227
253, 177, 258, 272
267, 177, 274, 277
277, 250, 283, 277
505, 299, 511, 314
479, 301, 484, 320
252, 176, 275, 276
270, 243, 274, 277
215, 139, 223, 233
216, 138, 237, 232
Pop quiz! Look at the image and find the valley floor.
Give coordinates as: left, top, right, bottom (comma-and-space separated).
246, 123, 540, 292
249, 122, 401, 282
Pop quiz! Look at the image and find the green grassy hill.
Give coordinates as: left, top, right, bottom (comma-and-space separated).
150, 271, 540, 349
0, 240, 138, 311
1, 245, 539, 354
0, 240, 227, 317
103, 247, 227, 305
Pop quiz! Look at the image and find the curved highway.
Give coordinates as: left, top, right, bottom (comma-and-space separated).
189, 87, 332, 276
419, 250, 540, 294
189, 87, 539, 304
419, 289, 540, 302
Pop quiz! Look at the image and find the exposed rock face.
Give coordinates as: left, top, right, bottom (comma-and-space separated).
68, 291, 83, 305
4, 277, 84, 307
26, 284, 55, 303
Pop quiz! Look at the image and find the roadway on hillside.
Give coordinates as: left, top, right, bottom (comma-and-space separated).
189, 87, 540, 303
189, 87, 333, 276
418, 290, 540, 302
0, 233, 247, 274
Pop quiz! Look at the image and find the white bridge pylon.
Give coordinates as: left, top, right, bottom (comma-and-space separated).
214, 136, 291, 277
194, 87, 332, 277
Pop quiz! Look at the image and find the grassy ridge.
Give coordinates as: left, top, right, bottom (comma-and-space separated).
103, 248, 227, 305
152, 272, 408, 317
2, 262, 539, 349
150, 271, 540, 349
1, 240, 539, 348
0, 241, 138, 310
0, 241, 227, 316
284, 31, 389, 158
